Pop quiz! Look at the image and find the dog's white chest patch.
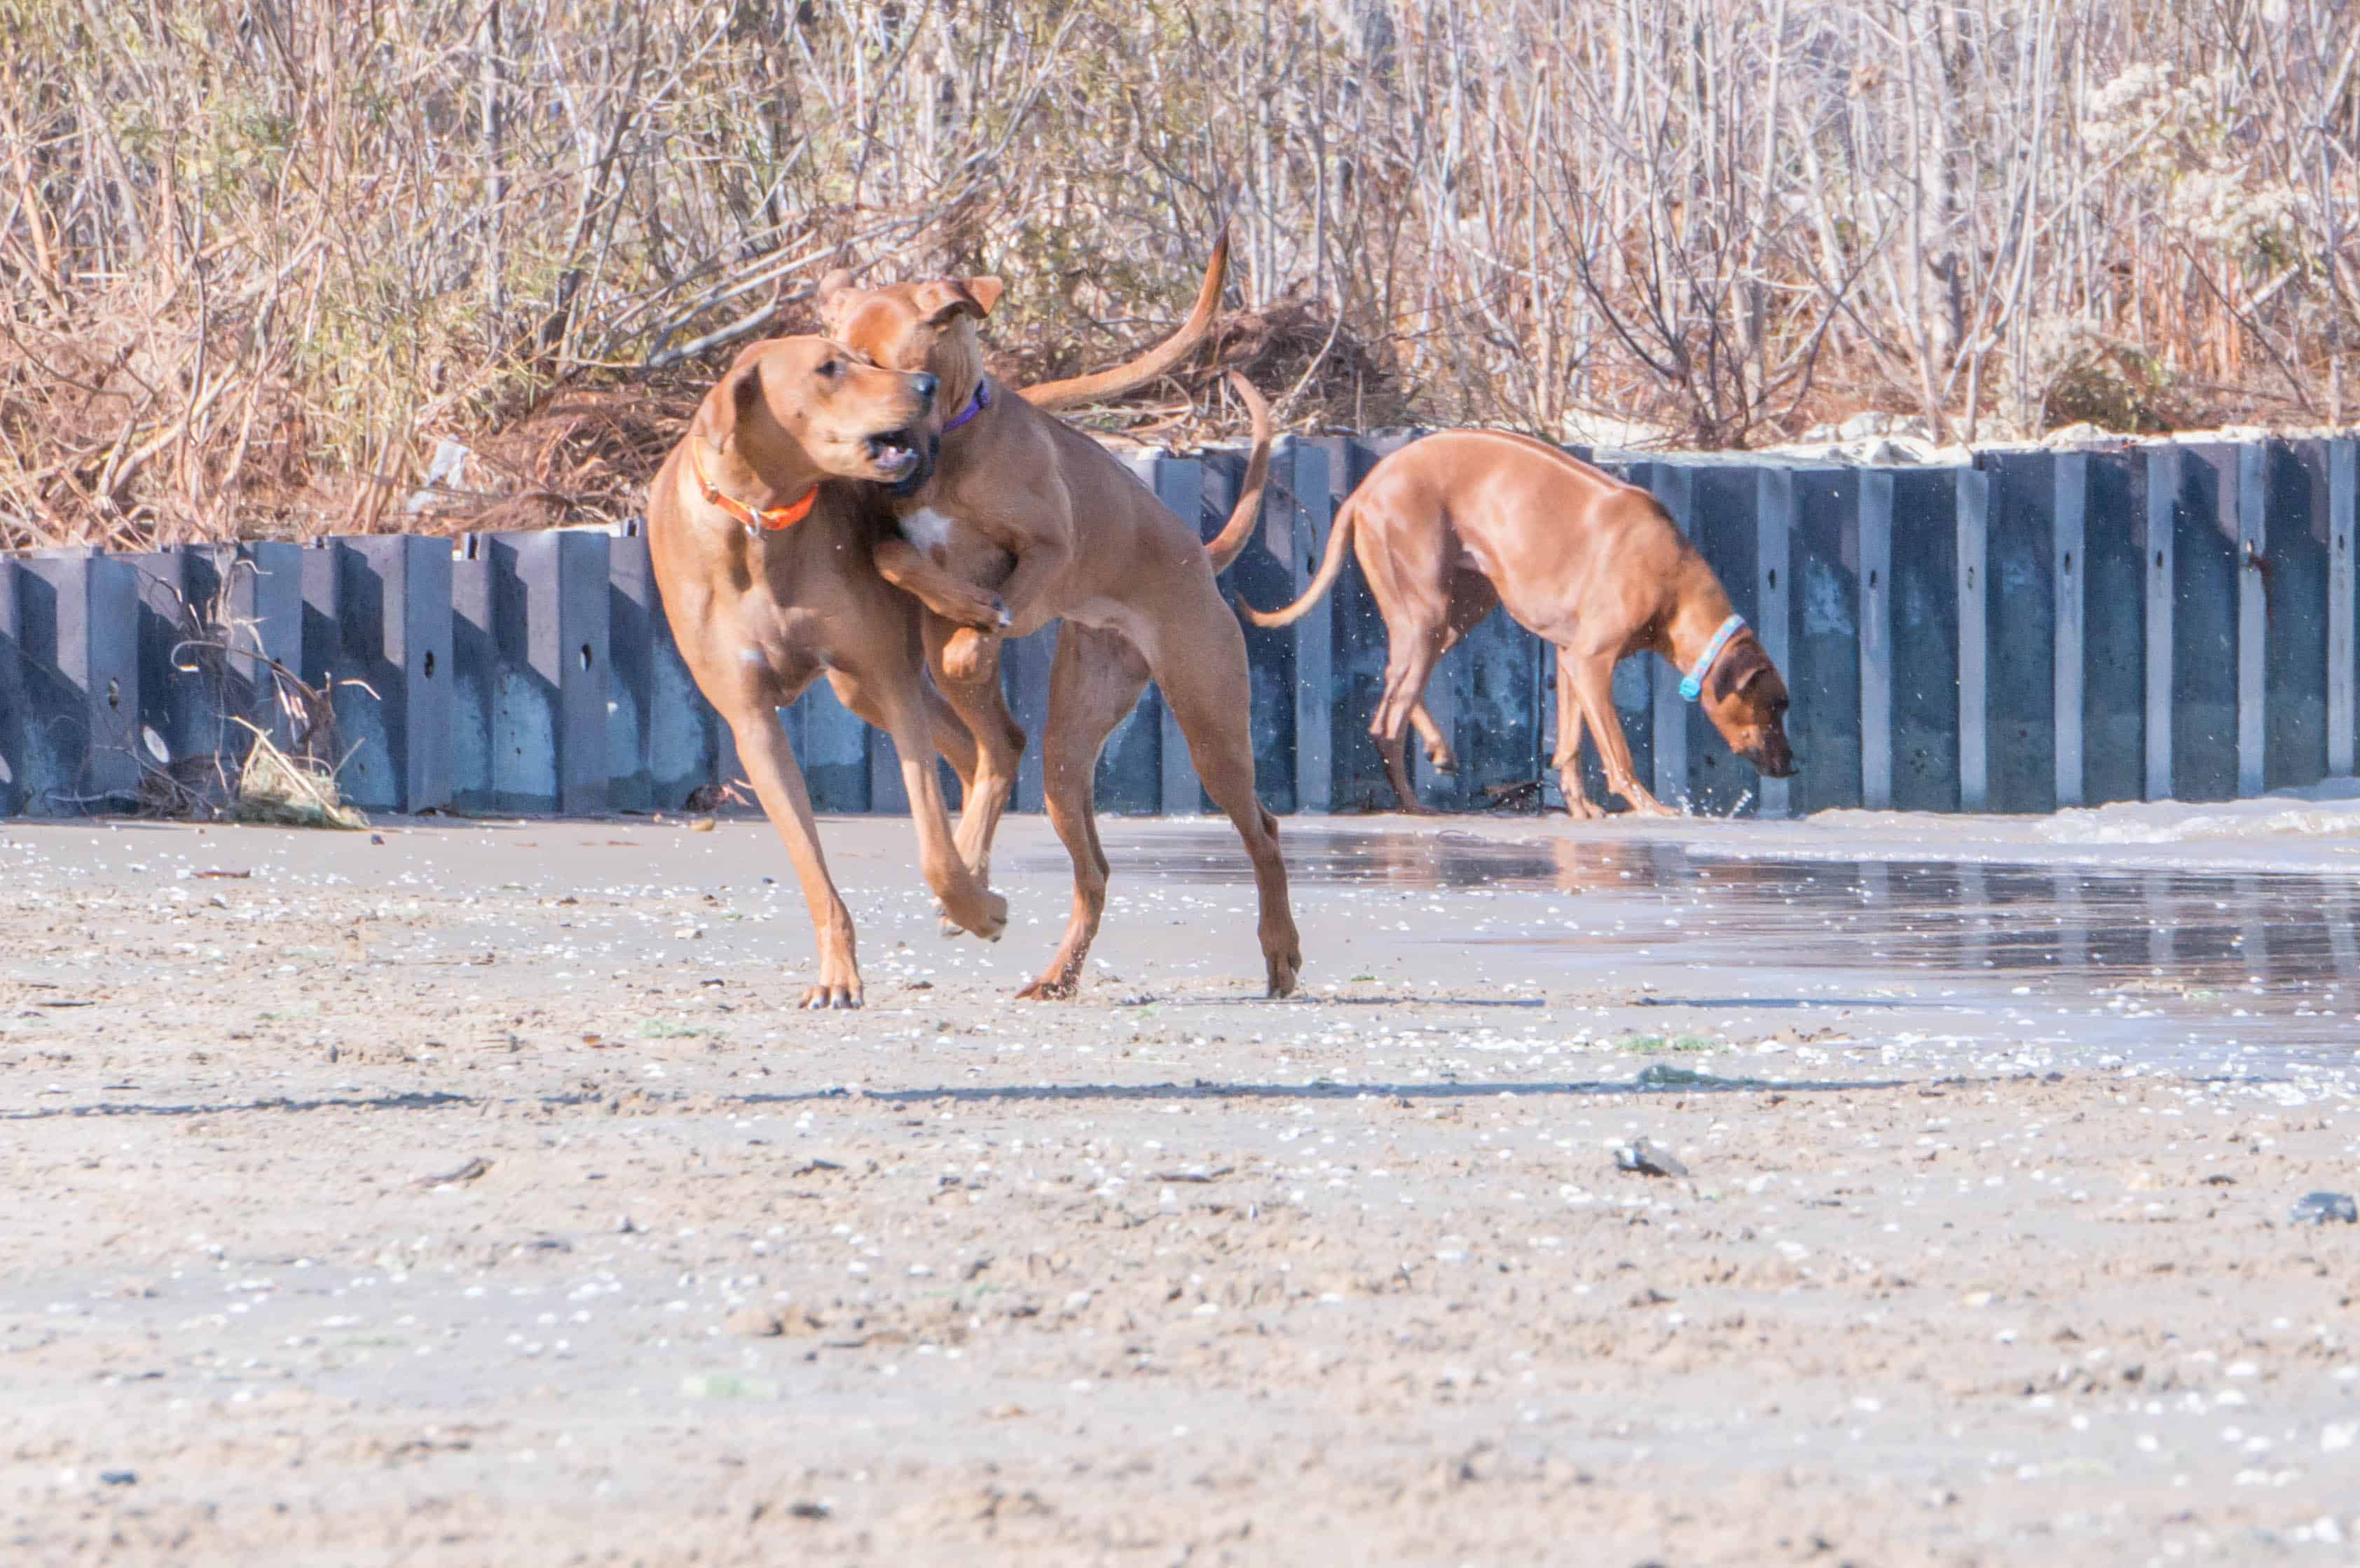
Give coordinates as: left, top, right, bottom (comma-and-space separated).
902, 507, 959, 555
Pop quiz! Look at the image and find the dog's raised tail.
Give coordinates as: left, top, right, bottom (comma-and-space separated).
1240, 486, 1358, 628
1202, 372, 1272, 575
1018, 228, 1229, 412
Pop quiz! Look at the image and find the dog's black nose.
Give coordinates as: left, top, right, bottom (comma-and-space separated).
912, 373, 940, 407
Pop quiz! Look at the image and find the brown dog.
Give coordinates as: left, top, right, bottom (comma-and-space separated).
1243, 430, 1798, 817
648, 336, 1008, 1008
816, 263, 1301, 1000
790, 237, 1263, 935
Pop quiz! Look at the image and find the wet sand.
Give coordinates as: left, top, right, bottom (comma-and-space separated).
5, 811, 2359, 1565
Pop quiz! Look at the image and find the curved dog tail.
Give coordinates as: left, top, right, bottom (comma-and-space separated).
1240, 485, 1359, 628
1019, 228, 1229, 411
1202, 372, 1272, 575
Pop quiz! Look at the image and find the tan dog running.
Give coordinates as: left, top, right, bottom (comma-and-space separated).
816, 258, 1301, 1000
1243, 430, 1798, 816
648, 336, 1006, 1008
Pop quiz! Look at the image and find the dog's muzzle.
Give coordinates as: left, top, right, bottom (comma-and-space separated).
863, 428, 933, 493
886, 434, 940, 498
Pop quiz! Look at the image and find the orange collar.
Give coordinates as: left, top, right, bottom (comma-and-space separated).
690, 439, 815, 532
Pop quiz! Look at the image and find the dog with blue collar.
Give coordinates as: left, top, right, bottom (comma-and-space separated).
1242, 429, 1797, 816
1678, 613, 1751, 703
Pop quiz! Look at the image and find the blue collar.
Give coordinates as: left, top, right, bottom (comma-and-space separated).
940, 378, 992, 434
1678, 614, 1748, 703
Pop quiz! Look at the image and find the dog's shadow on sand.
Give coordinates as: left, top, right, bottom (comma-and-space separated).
744, 1073, 1909, 1107
3, 1089, 479, 1121
10, 1074, 1917, 1122
1114, 991, 1553, 1010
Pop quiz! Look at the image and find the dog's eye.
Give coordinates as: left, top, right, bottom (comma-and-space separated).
818, 359, 843, 379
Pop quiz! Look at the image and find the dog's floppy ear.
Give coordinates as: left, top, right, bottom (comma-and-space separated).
961, 276, 1004, 315
914, 277, 1000, 327
811, 268, 859, 331
690, 352, 763, 456
717, 355, 766, 434
1707, 635, 1772, 703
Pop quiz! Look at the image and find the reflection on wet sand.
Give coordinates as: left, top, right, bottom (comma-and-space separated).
1034, 827, 2360, 996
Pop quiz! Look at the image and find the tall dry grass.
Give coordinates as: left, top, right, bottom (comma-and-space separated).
2, 0, 2354, 550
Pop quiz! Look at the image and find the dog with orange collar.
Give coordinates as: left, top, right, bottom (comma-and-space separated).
647, 335, 1013, 1007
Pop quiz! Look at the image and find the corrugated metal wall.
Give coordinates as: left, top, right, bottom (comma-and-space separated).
4, 434, 2353, 819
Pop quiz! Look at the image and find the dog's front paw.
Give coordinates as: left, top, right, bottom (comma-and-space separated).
961, 891, 1008, 943
940, 587, 1008, 633
936, 888, 1006, 941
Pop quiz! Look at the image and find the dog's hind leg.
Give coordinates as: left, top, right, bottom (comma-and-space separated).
1017, 624, 1150, 1000
1406, 701, 1455, 774
1371, 628, 1446, 814
1565, 649, 1676, 817
1551, 652, 1605, 820
1408, 573, 1500, 775
1149, 609, 1303, 998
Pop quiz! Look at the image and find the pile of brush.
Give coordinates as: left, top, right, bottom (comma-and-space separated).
129, 571, 369, 831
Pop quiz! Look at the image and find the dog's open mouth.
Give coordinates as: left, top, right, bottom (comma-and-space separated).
863, 429, 922, 477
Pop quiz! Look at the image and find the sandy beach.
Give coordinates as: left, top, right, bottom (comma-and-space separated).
6, 809, 2358, 1565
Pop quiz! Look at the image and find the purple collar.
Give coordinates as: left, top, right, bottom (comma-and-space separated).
940, 378, 992, 434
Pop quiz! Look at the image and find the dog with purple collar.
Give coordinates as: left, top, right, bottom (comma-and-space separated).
813, 253, 1304, 1003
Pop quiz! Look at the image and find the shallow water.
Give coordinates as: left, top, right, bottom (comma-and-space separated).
1027, 826, 2360, 1073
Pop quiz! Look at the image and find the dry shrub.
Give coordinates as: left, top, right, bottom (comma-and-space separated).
405, 385, 703, 533
231, 726, 369, 832
123, 561, 363, 825
2016, 324, 2194, 436
4, 1, 2356, 547
1205, 296, 1413, 430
